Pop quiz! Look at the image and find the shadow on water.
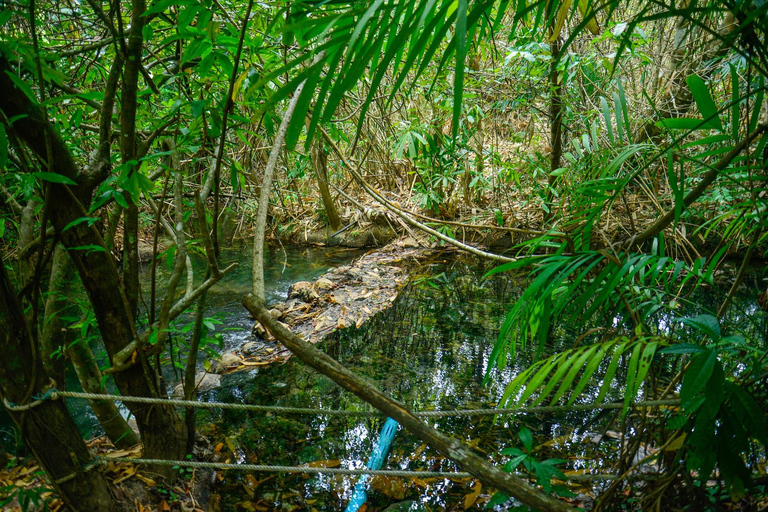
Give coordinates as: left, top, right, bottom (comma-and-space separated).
201, 255, 765, 511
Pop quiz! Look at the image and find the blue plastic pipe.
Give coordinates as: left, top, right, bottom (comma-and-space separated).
345, 417, 399, 512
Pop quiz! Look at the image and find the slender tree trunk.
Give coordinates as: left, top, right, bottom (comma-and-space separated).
184, 289, 207, 454
546, 29, 563, 222
39, 245, 69, 387
0, 264, 114, 511
252, 78, 308, 300
67, 338, 141, 448
311, 141, 342, 232
118, 0, 146, 320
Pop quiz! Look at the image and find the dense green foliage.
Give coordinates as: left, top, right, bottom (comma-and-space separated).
0, 0, 767, 509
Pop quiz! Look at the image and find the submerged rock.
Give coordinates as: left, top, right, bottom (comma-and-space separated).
210, 352, 241, 373
242, 341, 261, 355
315, 277, 334, 291
171, 373, 221, 397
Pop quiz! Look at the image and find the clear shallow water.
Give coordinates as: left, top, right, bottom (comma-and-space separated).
2, 244, 764, 510
199, 255, 765, 511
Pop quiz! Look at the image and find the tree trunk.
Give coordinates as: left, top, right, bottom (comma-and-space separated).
0, 264, 114, 511
311, 141, 342, 232
546, 30, 563, 222
67, 338, 141, 449
122, 201, 140, 318
252, 77, 308, 300
39, 245, 69, 387
0, 54, 187, 480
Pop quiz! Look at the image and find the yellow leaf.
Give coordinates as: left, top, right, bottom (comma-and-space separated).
664, 433, 687, 452
306, 459, 340, 468
464, 480, 482, 509
113, 464, 137, 484
134, 474, 156, 486
232, 70, 249, 101
577, 0, 600, 35
551, 0, 573, 42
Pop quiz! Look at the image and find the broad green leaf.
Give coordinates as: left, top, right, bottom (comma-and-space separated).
613, 92, 625, 143
680, 314, 721, 342
0, 10, 13, 27
633, 341, 658, 396
622, 342, 642, 416
686, 74, 722, 132
63, 217, 99, 232
658, 343, 706, 355
34, 172, 76, 185
4, 71, 37, 104
600, 96, 614, 143
681, 349, 717, 409
657, 117, 712, 131
65, 245, 106, 255
518, 427, 533, 452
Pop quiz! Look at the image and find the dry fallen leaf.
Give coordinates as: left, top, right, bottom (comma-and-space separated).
134, 473, 156, 486
112, 464, 137, 484
306, 459, 341, 468
464, 480, 482, 509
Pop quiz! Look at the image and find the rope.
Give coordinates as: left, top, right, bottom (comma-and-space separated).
95, 457, 632, 481
3, 389, 57, 412
96, 457, 471, 478
47, 390, 680, 418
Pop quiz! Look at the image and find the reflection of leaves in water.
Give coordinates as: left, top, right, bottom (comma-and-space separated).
210, 255, 761, 510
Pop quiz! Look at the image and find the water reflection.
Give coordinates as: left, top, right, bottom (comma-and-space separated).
207, 256, 764, 510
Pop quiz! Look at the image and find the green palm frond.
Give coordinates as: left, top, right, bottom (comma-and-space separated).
486, 251, 719, 376
499, 336, 660, 417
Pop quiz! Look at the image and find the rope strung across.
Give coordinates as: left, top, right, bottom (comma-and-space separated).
93, 457, 629, 481
33, 390, 679, 418
5, 391, 675, 484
